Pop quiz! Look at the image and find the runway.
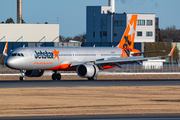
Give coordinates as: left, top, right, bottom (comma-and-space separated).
0, 79, 180, 88
1, 114, 180, 120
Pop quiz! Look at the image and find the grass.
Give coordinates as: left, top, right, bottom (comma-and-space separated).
0, 86, 180, 117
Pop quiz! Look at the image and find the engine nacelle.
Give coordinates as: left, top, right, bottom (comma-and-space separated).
77, 64, 99, 78
25, 70, 44, 77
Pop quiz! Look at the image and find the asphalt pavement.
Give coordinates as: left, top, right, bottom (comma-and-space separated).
0, 79, 180, 88
1, 114, 180, 120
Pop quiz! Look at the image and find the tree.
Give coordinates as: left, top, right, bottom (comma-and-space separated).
81, 33, 86, 42
72, 33, 86, 42
144, 42, 179, 62
158, 29, 164, 42
161, 25, 180, 42
59, 33, 86, 42
73, 35, 81, 41
5, 18, 15, 23
64, 37, 72, 42
59, 35, 65, 42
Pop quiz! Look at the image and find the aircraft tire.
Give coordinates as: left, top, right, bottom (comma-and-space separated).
20, 76, 25, 81
52, 73, 57, 80
57, 73, 61, 80
88, 77, 94, 81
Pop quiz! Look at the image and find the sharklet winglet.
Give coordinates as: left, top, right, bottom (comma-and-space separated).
168, 43, 177, 56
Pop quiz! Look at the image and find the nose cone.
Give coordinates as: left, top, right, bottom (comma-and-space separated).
5, 57, 17, 69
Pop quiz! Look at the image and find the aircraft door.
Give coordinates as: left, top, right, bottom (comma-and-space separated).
27, 49, 34, 61
71, 51, 77, 61
95, 51, 101, 60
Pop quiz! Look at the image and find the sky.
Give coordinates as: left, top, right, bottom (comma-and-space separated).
0, 0, 180, 38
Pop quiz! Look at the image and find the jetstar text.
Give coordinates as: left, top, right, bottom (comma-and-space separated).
34, 51, 53, 59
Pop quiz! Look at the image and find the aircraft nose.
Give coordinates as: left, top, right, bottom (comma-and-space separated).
5, 57, 17, 69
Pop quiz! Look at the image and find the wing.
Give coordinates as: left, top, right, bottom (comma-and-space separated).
70, 43, 177, 68
131, 50, 166, 56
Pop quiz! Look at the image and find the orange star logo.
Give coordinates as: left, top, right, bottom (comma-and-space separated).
52, 49, 59, 60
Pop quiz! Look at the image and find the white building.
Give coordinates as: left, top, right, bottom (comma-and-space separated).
86, 0, 157, 43
127, 14, 155, 42
143, 59, 166, 69
0, 24, 59, 42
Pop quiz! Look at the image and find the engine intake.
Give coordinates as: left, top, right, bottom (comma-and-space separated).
25, 70, 44, 77
77, 64, 99, 78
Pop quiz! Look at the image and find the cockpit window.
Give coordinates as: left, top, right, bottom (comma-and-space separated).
11, 53, 24, 57
11, 53, 17, 56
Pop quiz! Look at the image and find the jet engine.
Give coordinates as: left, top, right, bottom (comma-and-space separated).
76, 64, 99, 78
25, 70, 44, 77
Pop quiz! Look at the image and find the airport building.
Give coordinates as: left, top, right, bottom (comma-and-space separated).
86, 0, 158, 43
0, 24, 59, 42
0, 0, 59, 42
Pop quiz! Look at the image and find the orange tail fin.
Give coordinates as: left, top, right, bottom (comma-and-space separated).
3, 42, 8, 57
117, 15, 138, 49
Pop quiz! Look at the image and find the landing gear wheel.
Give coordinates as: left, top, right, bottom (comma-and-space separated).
88, 77, 94, 81
52, 72, 61, 80
20, 76, 25, 81
20, 70, 25, 81
52, 73, 57, 80
57, 73, 61, 80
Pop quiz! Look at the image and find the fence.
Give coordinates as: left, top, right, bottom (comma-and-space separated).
0, 64, 180, 76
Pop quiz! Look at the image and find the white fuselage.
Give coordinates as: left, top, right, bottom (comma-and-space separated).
5, 47, 123, 70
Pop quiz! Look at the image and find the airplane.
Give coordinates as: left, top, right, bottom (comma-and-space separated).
3, 15, 177, 81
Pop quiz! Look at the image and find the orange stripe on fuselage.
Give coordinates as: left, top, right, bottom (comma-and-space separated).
45, 63, 71, 70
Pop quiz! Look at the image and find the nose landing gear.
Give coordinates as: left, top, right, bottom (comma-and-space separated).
20, 70, 25, 81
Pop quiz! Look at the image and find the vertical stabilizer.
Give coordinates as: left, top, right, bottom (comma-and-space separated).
117, 15, 138, 49
3, 42, 8, 57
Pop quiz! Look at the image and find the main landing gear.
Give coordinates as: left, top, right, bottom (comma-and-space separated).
87, 77, 94, 81
20, 70, 25, 81
52, 71, 61, 80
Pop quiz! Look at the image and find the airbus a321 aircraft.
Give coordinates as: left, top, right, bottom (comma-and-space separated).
3, 15, 177, 81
